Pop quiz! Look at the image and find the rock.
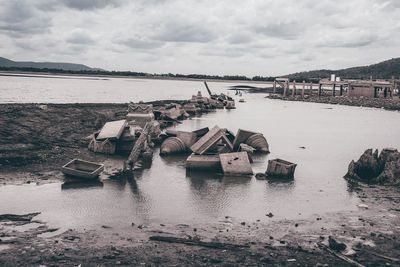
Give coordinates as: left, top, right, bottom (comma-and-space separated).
255, 173, 266, 180
328, 236, 346, 252
345, 148, 400, 185
266, 212, 274, 218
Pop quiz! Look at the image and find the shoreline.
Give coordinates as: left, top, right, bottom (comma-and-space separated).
1, 102, 400, 266
268, 94, 400, 111
0, 71, 273, 85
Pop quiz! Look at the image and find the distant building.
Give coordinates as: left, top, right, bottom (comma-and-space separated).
347, 81, 393, 98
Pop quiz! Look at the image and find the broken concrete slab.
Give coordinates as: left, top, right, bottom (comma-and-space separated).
160, 137, 187, 155
266, 158, 297, 178
239, 143, 255, 163
245, 133, 269, 153
128, 102, 153, 114
232, 129, 258, 149
190, 126, 233, 155
219, 152, 253, 176
126, 113, 155, 128
88, 137, 116, 154
186, 153, 221, 171
176, 131, 197, 148
192, 127, 209, 138
97, 119, 127, 140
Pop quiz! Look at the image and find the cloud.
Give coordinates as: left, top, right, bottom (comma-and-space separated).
315, 30, 378, 48
118, 37, 164, 49
36, 0, 127, 11
256, 22, 303, 40
0, 0, 399, 76
154, 21, 217, 43
66, 30, 95, 45
0, 0, 52, 36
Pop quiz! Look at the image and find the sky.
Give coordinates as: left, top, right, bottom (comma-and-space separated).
0, 0, 399, 77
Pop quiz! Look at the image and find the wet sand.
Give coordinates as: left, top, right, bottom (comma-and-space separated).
1, 103, 400, 266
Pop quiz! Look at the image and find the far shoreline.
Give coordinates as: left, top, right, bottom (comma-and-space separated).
0, 70, 274, 85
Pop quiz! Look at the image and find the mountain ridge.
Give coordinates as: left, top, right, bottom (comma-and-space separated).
0, 57, 102, 71
285, 58, 400, 81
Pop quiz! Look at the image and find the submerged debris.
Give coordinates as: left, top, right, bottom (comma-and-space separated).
345, 148, 400, 185
61, 159, 104, 179
266, 159, 297, 179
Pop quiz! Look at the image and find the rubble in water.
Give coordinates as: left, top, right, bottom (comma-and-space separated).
345, 148, 400, 185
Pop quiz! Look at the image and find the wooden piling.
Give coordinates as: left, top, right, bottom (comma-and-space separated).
283, 80, 288, 97
332, 82, 336, 97
302, 81, 305, 98
273, 80, 276, 94
318, 83, 322, 97
292, 80, 296, 97
340, 85, 343, 96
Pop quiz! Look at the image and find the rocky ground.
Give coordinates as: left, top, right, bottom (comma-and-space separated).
0, 103, 400, 266
268, 94, 400, 111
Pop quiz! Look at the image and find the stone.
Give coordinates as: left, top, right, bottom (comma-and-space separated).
345, 148, 400, 185
186, 154, 221, 171
328, 236, 346, 252
97, 120, 127, 140
219, 152, 253, 176
190, 126, 233, 155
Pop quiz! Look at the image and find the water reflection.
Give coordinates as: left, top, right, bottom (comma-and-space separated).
159, 153, 188, 167
265, 176, 295, 192
61, 179, 104, 190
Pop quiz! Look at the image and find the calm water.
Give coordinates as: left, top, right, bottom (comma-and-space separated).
0, 73, 255, 103
1, 74, 400, 230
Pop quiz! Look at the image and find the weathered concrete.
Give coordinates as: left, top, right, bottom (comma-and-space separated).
97, 119, 127, 140
219, 152, 253, 176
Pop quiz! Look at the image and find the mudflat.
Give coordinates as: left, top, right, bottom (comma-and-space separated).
0, 103, 399, 266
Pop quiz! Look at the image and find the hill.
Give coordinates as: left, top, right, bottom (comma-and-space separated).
0, 57, 101, 71
286, 58, 400, 81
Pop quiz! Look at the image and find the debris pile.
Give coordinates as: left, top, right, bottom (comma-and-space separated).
345, 148, 400, 185
83, 87, 236, 173
160, 125, 269, 176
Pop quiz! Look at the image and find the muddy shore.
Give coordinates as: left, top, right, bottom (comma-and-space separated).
1, 103, 400, 266
268, 95, 400, 111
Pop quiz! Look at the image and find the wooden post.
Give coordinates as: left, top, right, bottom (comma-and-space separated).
292, 80, 296, 97
332, 82, 336, 96
283, 80, 288, 97
347, 83, 352, 96
127, 122, 152, 169
309, 83, 312, 96
302, 81, 305, 98
340, 85, 343, 96
318, 83, 322, 97
391, 76, 395, 98
273, 80, 276, 94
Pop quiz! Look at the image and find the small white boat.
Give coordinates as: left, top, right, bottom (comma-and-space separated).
62, 159, 104, 179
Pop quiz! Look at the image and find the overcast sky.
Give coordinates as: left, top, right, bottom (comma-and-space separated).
0, 0, 399, 76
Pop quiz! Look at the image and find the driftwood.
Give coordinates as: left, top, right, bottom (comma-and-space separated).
149, 235, 249, 250
318, 243, 365, 267
126, 122, 152, 169
0, 212, 40, 222
353, 248, 400, 263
